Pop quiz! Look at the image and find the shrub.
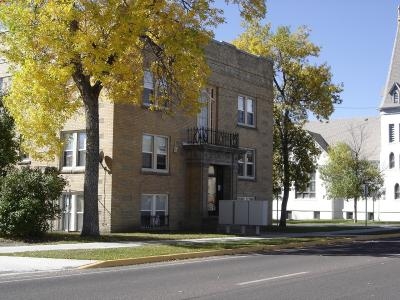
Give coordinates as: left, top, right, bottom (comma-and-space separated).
0, 167, 67, 238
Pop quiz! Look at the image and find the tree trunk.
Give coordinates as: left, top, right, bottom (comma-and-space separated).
73, 69, 101, 237
279, 110, 290, 228
353, 197, 358, 223
279, 185, 289, 227
81, 96, 100, 236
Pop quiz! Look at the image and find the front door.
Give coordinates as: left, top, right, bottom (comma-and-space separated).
208, 165, 223, 216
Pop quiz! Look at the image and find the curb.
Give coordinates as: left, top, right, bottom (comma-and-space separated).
79, 232, 400, 269
79, 236, 354, 270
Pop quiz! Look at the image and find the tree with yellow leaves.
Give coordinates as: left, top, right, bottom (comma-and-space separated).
233, 21, 342, 227
0, 0, 265, 236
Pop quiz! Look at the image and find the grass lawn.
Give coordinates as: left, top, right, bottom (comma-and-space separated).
0, 223, 383, 246
0, 237, 341, 260
0, 231, 235, 245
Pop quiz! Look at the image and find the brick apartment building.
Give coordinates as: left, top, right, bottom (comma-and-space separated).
2, 41, 274, 232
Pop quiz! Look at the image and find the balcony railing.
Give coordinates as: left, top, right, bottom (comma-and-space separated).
186, 127, 239, 148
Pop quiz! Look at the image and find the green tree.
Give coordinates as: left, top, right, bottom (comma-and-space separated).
0, 93, 19, 176
320, 142, 383, 223
0, 167, 67, 238
233, 22, 342, 227
0, 0, 265, 236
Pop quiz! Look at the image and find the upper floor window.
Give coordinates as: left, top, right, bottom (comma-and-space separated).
389, 124, 395, 143
295, 172, 316, 199
389, 152, 395, 169
142, 134, 168, 172
0, 76, 11, 93
238, 149, 255, 179
142, 70, 168, 108
395, 183, 400, 199
238, 95, 255, 127
62, 131, 86, 168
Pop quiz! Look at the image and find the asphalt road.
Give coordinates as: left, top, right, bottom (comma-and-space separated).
2, 238, 400, 300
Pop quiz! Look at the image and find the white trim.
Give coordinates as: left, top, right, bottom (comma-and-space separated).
141, 133, 169, 173
237, 95, 256, 127
238, 148, 255, 179
61, 131, 86, 171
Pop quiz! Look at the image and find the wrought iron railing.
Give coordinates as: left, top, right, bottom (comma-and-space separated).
186, 127, 239, 148
141, 215, 169, 229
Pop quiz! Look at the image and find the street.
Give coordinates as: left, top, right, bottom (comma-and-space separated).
1, 237, 400, 299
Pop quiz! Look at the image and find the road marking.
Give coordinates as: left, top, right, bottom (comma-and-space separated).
237, 271, 309, 286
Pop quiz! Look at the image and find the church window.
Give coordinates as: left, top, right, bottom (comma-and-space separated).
394, 90, 399, 103
389, 124, 394, 143
390, 152, 395, 169
395, 184, 400, 199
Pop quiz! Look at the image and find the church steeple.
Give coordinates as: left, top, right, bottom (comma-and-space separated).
380, 6, 400, 111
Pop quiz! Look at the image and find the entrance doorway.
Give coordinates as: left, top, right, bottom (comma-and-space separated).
207, 165, 223, 216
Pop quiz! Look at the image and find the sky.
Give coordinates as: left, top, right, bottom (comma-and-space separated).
214, 0, 398, 120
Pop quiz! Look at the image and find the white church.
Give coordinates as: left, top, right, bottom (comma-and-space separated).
273, 8, 400, 222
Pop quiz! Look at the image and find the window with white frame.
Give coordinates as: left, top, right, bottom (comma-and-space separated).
62, 131, 86, 168
142, 70, 168, 108
295, 172, 316, 198
142, 134, 168, 172
389, 124, 395, 143
59, 193, 84, 232
0, 76, 11, 93
237, 95, 255, 127
238, 149, 255, 179
140, 194, 169, 228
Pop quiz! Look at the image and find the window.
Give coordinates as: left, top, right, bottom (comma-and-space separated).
58, 193, 84, 232
368, 212, 374, 221
389, 124, 394, 143
142, 134, 168, 172
313, 211, 320, 220
238, 149, 255, 179
0, 76, 11, 93
389, 152, 395, 169
237, 95, 255, 127
142, 70, 167, 108
346, 212, 353, 220
395, 183, 400, 199
237, 196, 256, 201
394, 90, 399, 103
295, 172, 316, 198
62, 131, 86, 168
140, 194, 169, 228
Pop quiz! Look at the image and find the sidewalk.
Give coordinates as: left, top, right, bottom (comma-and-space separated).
1, 226, 399, 275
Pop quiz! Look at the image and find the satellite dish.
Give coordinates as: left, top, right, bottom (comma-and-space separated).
104, 156, 113, 174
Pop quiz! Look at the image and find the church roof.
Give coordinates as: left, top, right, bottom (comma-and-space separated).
304, 117, 380, 162
380, 6, 400, 110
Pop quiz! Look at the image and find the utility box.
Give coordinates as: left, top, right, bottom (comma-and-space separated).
219, 200, 269, 226
249, 201, 269, 225
234, 201, 249, 225
219, 200, 234, 224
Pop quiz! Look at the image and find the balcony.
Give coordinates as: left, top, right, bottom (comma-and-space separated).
186, 127, 239, 149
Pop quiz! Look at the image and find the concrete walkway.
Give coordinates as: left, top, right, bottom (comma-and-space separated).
0, 226, 399, 275
0, 256, 95, 275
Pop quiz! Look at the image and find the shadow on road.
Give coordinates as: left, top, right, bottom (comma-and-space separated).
261, 238, 400, 258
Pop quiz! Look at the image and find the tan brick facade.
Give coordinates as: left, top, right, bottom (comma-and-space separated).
30, 41, 273, 232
